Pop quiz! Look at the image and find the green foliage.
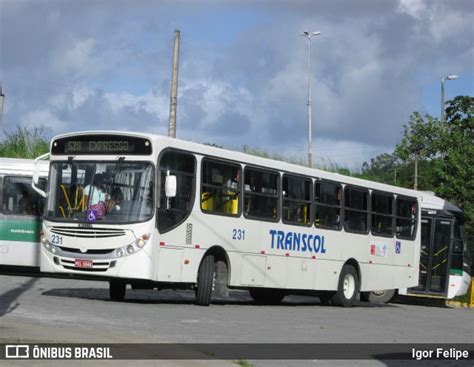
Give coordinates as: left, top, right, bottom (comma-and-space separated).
0, 126, 49, 158
395, 112, 441, 161
435, 96, 474, 233
361, 95, 474, 238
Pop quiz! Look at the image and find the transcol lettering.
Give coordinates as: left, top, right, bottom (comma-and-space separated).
269, 229, 327, 254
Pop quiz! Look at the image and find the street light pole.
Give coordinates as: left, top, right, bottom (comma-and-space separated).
440, 74, 458, 126
301, 31, 321, 168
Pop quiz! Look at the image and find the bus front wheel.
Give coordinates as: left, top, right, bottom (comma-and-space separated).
332, 265, 359, 307
109, 279, 126, 301
195, 254, 215, 306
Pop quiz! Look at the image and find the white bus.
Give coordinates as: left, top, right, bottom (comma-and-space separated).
33, 131, 422, 307
398, 192, 471, 300
358, 193, 472, 304
0, 158, 49, 268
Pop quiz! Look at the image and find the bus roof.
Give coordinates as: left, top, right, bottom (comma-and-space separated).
0, 157, 49, 175
419, 191, 462, 213
50, 130, 422, 199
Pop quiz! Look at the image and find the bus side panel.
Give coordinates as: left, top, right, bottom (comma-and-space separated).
227, 251, 243, 287
359, 263, 394, 291
156, 247, 183, 282
0, 217, 42, 267
286, 257, 315, 289
264, 255, 287, 288
0, 241, 40, 267
179, 248, 203, 283
313, 260, 340, 290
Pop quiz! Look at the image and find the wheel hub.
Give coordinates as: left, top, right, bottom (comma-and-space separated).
343, 274, 355, 299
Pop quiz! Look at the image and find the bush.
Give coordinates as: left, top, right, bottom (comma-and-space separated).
0, 126, 49, 158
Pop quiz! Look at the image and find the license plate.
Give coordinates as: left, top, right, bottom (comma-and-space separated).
74, 259, 93, 268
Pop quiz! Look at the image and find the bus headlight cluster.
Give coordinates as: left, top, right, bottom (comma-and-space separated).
114, 233, 151, 258
40, 234, 47, 246
136, 233, 151, 248
42, 237, 58, 254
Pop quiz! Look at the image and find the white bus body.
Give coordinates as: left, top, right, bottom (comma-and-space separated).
397, 192, 471, 300
38, 131, 422, 306
0, 158, 49, 267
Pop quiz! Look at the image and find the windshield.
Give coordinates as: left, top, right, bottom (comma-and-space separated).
46, 161, 154, 224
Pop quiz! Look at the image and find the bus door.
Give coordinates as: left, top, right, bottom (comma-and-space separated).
409, 216, 452, 296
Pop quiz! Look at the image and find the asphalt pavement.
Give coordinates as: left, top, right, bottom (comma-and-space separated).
0, 271, 472, 367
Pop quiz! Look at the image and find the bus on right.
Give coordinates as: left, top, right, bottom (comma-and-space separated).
363, 191, 472, 303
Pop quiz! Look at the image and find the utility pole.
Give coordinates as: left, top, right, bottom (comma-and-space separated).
168, 30, 180, 138
301, 31, 321, 168
0, 83, 5, 125
414, 153, 418, 190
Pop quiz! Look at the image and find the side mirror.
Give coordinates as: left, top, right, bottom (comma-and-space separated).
31, 153, 49, 198
165, 175, 177, 198
33, 171, 40, 185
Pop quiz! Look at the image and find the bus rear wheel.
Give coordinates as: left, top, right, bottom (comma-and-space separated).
249, 288, 286, 305
195, 254, 215, 306
109, 279, 126, 301
332, 265, 359, 307
361, 289, 396, 304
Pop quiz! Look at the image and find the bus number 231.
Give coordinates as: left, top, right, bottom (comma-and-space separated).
232, 229, 246, 240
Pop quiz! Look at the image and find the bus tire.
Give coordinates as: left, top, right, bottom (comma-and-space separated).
109, 279, 126, 301
195, 254, 215, 306
249, 288, 285, 305
361, 289, 396, 304
331, 265, 359, 307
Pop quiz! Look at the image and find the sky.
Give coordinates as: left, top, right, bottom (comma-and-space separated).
0, 0, 473, 169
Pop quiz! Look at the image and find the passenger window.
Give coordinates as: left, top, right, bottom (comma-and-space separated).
1, 176, 46, 217
201, 159, 241, 216
371, 192, 394, 237
396, 197, 418, 239
344, 187, 368, 233
282, 175, 311, 226
158, 150, 196, 233
314, 181, 341, 230
244, 167, 279, 221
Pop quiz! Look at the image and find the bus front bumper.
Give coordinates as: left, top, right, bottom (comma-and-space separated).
40, 245, 153, 280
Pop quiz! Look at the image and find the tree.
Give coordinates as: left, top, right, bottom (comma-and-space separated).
0, 126, 49, 158
360, 153, 400, 185
435, 96, 474, 233
394, 112, 442, 190
360, 95, 473, 237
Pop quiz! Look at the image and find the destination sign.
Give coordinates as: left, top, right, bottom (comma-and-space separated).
51, 135, 152, 155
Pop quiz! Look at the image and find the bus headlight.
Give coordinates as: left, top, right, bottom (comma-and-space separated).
113, 234, 150, 259
40, 234, 47, 245
136, 233, 151, 248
